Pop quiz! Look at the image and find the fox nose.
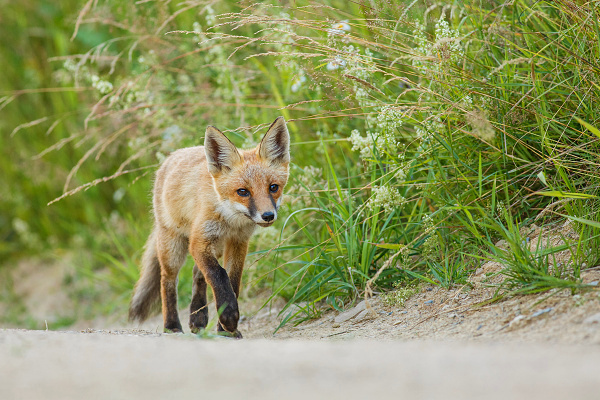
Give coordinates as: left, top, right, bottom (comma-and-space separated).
261, 212, 275, 222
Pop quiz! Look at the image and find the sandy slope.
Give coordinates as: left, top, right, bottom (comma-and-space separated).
1, 328, 600, 400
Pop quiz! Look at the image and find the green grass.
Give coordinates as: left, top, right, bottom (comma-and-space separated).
3, 0, 600, 328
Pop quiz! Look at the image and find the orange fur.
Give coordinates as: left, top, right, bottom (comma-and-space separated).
129, 117, 290, 337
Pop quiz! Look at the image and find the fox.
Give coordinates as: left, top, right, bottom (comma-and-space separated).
128, 116, 290, 338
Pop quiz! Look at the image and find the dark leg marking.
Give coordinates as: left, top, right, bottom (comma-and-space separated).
198, 253, 239, 333
157, 232, 188, 334
162, 277, 183, 333
189, 264, 209, 333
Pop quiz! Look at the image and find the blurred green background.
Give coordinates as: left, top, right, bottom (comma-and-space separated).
0, 0, 152, 327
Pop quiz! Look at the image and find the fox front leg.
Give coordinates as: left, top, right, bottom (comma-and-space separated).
192, 250, 240, 334
212, 238, 249, 338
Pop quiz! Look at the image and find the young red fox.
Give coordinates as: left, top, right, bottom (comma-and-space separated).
129, 117, 290, 338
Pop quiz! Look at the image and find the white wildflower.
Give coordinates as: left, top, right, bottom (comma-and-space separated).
496, 200, 506, 217
432, 17, 464, 63
416, 116, 444, 144
205, 5, 216, 26
301, 165, 323, 182
342, 44, 358, 54
90, 75, 113, 94
463, 95, 473, 107
412, 16, 464, 74
113, 188, 126, 203
192, 21, 203, 41
326, 56, 347, 70
377, 105, 405, 131
108, 95, 119, 107
422, 235, 439, 259
350, 129, 398, 159
394, 166, 408, 181
63, 59, 78, 73
350, 129, 372, 159
354, 86, 378, 108
368, 185, 406, 213
422, 213, 435, 234
415, 126, 433, 143
328, 20, 351, 36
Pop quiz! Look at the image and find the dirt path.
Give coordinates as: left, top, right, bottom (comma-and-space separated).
4, 279, 600, 400
3, 239, 600, 399
2, 328, 600, 400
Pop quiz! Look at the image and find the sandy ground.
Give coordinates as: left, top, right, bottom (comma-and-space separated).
2, 328, 600, 400
3, 223, 600, 399
3, 268, 600, 400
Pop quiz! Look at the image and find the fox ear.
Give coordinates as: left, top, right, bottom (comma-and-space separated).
204, 126, 242, 174
258, 117, 290, 165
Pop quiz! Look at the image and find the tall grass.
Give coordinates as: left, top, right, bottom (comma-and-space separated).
4, 0, 600, 325
218, 0, 600, 314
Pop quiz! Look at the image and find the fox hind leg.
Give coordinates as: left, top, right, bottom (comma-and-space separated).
157, 229, 188, 333
189, 264, 209, 333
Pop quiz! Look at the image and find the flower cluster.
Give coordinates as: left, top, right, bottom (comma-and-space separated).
496, 200, 507, 218
420, 213, 440, 260
421, 213, 436, 234
421, 235, 439, 260
204, 5, 217, 26
326, 56, 347, 71
394, 165, 408, 181
328, 20, 351, 36
412, 15, 464, 75
377, 105, 404, 132
90, 75, 113, 94
327, 20, 351, 43
350, 129, 398, 159
368, 185, 406, 213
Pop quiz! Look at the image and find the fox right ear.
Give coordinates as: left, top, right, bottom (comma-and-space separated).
258, 116, 290, 165
204, 126, 242, 175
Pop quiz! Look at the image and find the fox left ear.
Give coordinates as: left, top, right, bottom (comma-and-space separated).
204, 125, 242, 175
258, 117, 290, 165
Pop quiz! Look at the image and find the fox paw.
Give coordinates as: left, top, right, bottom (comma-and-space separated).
218, 308, 239, 333
189, 309, 209, 334
217, 322, 243, 339
215, 297, 239, 332
164, 321, 183, 333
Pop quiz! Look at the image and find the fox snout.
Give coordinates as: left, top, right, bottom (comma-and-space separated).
255, 209, 277, 226
261, 211, 275, 222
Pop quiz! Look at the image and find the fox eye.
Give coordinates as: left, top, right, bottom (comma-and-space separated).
237, 188, 250, 197
269, 184, 279, 193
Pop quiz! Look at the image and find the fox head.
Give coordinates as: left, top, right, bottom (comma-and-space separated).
204, 117, 290, 227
